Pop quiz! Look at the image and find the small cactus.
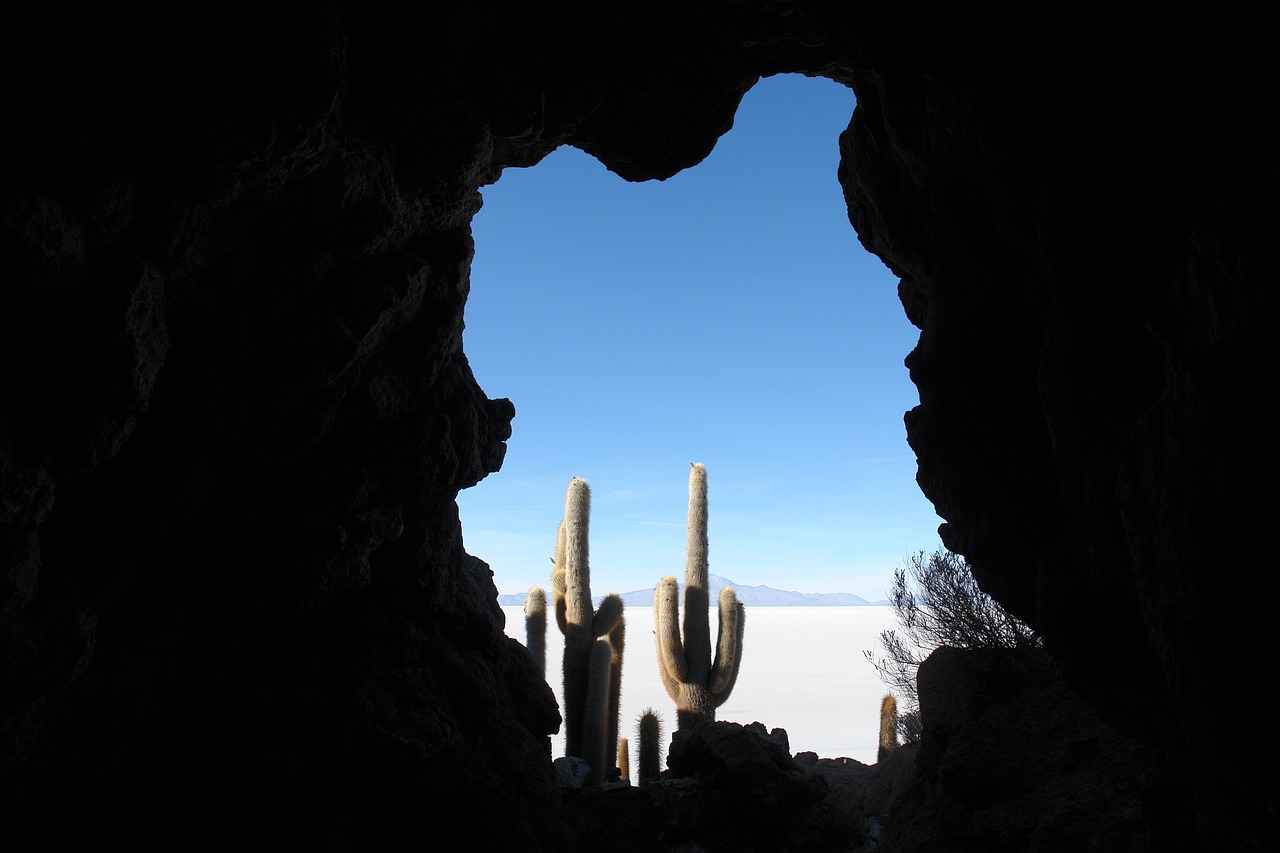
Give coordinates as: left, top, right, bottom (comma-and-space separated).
637, 708, 663, 783
525, 586, 547, 676
878, 692, 898, 762
654, 463, 745, 730
617, 736, 630, 785
551, 477, 625, 778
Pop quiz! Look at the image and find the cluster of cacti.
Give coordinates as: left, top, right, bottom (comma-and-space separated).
520, 464, 898, 778
518, 465, 751, 785
878, 692, 898, 762
551, 476, 626, 786
654, 463, 745, 731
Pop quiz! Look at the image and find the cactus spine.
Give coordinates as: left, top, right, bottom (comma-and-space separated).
637, 708, 663, 783
654, 463, 745, 731
552, 477, 625, 782
525, 586, 547, 676
878, 692, 898, 762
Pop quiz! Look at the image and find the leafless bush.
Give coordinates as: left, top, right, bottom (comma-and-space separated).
864, 547, 1041, 743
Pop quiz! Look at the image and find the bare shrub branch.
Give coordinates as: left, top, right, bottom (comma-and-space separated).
864, 547, 1041, 742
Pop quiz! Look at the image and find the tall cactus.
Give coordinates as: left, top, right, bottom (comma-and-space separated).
525, 586, 547, 677
552, 476, 625, 778
654, 463, 745, 731
878, 692, 898, 762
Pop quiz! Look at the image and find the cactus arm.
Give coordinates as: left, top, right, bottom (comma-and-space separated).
654, 575, 686, 701
709, 587, 744, 704
525, 586, 547, 677
592, 593, 623, 637
607, 615, 625, 755
581, 639, 613, 786
552, 575, 568, 635
551, 521, 568, 635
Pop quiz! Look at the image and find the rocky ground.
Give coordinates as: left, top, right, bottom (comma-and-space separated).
561, 647, 1163, 852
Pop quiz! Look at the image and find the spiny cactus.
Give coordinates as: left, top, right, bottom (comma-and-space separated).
551, 476, 625, 780
637, 708, 663, 783
525, 586, 547, 676
878, 692, 898, 762
617, 736, 630, 785
580, 638, 614, 785
606, 612, 625, 756
654, 463, 745, 731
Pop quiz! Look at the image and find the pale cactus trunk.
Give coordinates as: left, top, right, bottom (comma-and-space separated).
683, 463, 711, 689
558, 480, 594, 760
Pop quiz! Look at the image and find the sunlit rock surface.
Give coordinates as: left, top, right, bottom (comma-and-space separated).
3, 3, 1275, 849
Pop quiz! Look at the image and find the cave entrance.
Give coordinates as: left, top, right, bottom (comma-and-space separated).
458, 73, 943, 761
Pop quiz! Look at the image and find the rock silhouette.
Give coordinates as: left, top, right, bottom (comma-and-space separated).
3, 4, 1275, 850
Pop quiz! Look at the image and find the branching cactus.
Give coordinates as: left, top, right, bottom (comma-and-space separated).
654, 463, 745, 731
525, 586, 547, 677
551, 477, 625, 773
878, 692, 899, 762
637, 708, 663, 783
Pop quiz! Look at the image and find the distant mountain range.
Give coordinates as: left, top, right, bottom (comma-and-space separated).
497, 574, 890, 607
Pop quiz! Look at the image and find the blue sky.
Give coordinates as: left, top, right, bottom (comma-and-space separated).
457, 73, 944, 600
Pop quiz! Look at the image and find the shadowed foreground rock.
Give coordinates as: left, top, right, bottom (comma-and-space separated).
563, 647, 1160, 852
877, 648, 1161, 852
3, 3, 1276, 849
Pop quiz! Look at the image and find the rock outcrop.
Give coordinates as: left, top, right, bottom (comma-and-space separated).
879, 647, 1160, 852
3, 3, 1275, 849
559, 647, 1161, 852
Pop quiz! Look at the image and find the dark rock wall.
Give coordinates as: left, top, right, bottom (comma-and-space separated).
884, 647, 1160, 852
835, 7, 1279, 848
3, 3, 1275, 849
2, 6, 560, 847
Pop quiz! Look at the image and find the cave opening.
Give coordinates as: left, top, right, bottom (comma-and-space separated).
458, 74, 941, 603
455, 74, 947, 763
